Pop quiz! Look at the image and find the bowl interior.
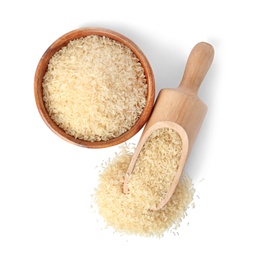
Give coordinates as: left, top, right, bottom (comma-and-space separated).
34, 28, 155, 148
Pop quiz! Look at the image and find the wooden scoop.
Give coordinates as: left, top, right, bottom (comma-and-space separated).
123, 42, 214, 210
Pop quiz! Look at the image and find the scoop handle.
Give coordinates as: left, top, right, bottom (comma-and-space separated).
178, 42, 214, 95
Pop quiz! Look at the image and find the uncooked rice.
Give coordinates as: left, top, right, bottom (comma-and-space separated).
130, 128, 183, 209
42, 35, 147, 142
94, 128, 195, 237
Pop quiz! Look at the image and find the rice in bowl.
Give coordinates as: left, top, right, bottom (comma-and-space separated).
42, 35, 148, 142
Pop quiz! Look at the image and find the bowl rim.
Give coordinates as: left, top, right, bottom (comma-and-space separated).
34, 27, 155, 148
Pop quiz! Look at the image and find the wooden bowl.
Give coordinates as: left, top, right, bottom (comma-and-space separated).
34, 28, 155, 148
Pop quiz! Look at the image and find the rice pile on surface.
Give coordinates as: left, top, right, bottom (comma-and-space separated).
42, 35, 147, 142
94, 128, 195, 237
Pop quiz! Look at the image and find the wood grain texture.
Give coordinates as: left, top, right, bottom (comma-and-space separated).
34, 28, 155, 148
123, 42, 214, 210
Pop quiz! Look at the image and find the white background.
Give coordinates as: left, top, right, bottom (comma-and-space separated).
1, 0, 257, 259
